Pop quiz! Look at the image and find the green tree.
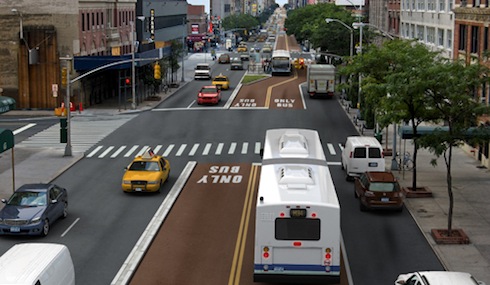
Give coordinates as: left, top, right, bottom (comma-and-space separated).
222, 14, 260, 32
340, 39, 441, 192
284, 3, 355, 56
418, 60, 490, 236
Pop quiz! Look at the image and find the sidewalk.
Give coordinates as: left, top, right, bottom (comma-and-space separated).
339, 98, 490, 282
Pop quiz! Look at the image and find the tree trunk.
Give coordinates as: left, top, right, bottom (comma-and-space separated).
446, 146, 454, 235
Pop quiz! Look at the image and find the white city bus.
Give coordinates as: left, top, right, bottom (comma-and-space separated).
270, 49, 292, 75
254, 129, 341, 283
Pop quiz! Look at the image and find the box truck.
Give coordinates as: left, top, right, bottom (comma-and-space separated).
307, 64, 336, 98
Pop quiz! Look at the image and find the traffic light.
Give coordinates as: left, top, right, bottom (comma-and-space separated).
125, 78, 131, 85
61, 67, 67, 86
154, 63, 161, 80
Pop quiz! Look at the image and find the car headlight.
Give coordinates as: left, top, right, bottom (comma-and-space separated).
147, 180, 159, 185
0, 218, 4, 225
30, 217, 41, 224
123, 180, 131, 184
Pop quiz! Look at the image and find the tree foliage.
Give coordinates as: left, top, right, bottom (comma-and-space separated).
284, 3, 357, 56
418, 60, 490, 235
221, 14, 260, 31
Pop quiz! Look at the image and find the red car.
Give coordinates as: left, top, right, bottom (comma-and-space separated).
197, 86, 221, 105
354, 171, 405, 212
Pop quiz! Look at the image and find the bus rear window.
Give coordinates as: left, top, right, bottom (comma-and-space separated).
275, 218, 320, 240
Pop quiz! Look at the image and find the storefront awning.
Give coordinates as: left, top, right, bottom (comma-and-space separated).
0, 96, 16, 114
74, 46, 172, 72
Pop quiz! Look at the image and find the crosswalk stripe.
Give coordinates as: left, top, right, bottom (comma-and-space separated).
136, 146, 150, 157
111, 146, 127, 158
241, 142, 248, 154
255, 142, 261, 154
327, 143, 336, 155
13, 123, 36, 135
98, 146, 115, 158
124, 145, 139, 157
216, 143, 224, 155
189, 143, 199, 156
176, 144, 187, 156
202, 143, 212, 155
87, 146, 103, 158
338, 143, 344, 151
153, 145, 163, 154
83, 142, 346, 159
163, 144, 175, 157
228, 142, 237, 154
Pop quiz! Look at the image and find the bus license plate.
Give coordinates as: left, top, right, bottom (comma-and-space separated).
381, 198, 389, 202
369, 162, 378, 167
10, 226, 20, 233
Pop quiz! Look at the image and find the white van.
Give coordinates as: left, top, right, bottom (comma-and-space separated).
341, 136, 385, 180
0, 243, 75, 285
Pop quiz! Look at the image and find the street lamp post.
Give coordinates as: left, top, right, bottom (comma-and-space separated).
130, 21, 136, 109
182, 16, 187, 82
325, 18, 353, 58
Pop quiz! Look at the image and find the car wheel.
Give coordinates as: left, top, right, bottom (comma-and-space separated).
359, 200, 368, 212
41, 219, 50, 237
158, 180, 163, 192
62, 202, 68, 219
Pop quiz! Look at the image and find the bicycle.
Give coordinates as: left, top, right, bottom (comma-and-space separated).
399, 151, 414, 171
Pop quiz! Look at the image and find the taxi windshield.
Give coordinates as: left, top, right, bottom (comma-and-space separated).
129, 161, 160, 171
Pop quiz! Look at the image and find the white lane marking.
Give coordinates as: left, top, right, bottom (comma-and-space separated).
327, 162, 342, 166
111, 161, 197, 285
111, 146, 127, 158
98, 146, 114, 158
241, 142, 248, 154
339, 143, 344, 151
215, 143, 224, 155
255, 142, 261, 154
327, 143, 336, 155
202, 143, 212, 155
175, 144, 187, 156
187, 100, 196, 108
188, 143, 199, 156
87, 146, 103, 158
61, 217, 80, 238
124, 145, 139, 157
228, 142, 237, 154
163, 144, 175, 157
13, 123, 36, 135
153, 145, 163, 154
136, 145, 149, 157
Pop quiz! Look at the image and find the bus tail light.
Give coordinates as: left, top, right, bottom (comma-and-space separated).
262, 246, 270, 259
324, 248, 333, 272
293, 241, 302, 247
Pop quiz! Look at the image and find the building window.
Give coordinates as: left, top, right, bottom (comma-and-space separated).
411, 24, 415, 38
447, 29, 453, 49
82, 12, 85, 32
459, 25, 467, 51
418, 0, 425, 10
438, 28, 444, 46
427, 27, 435, 44
428, 0, 435, 10
439, 0, 445, 11
471, 26, 480, 54
417, 25, 424, 40
412, 0, 416, 9
484, 27, 489, 52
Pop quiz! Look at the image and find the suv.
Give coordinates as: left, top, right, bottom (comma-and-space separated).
354, 171, 404, 212
194, 63, 211, 80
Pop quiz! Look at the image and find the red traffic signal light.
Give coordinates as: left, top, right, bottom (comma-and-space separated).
125, 78, 131, 85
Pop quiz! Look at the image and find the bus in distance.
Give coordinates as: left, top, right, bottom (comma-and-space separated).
254, 128, 341, 284
270, 49, 292, 76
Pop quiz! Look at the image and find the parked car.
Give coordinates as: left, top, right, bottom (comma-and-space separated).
341, 136, 385, 180
197, 85, 221, 105
0, 183, 68, 236
231, 57, 244, 70
218, 53, 230, 64
354, 171, 404, 211
212, 73, 230, 90
122, 147, 170, 193
395, 271, 486, 285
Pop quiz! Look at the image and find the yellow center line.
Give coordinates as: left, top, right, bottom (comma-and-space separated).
228, 164, 260, 285
265, 70, 298, 108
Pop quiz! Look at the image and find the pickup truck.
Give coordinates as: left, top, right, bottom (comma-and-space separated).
194, 63, 211, 80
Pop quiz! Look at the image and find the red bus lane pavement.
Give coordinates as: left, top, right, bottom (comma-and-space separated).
232, 69, 307, 110
126, 162, 350, 285
128, 163, 261, 285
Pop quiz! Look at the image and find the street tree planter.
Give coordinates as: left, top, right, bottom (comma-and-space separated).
431, 229, 470, 244
402, 186, 433, 198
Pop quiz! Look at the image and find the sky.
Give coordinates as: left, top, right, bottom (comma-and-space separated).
186, 0, 287, 15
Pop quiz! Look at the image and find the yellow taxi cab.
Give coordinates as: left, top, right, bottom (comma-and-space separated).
121, 148, 170, 193
212, 73, 230, 90
237, 43, 248, 53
